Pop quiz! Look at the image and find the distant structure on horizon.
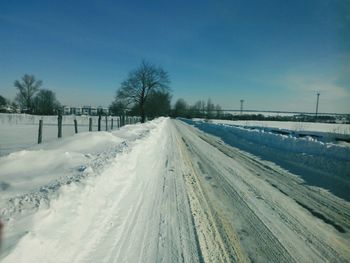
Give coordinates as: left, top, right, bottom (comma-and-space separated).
62, 105, 109, 116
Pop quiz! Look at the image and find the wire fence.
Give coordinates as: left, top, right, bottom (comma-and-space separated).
0, 113, 141, 156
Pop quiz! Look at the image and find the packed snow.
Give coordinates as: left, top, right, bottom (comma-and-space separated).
183, 118, 350, 200
0, 118, 201, 262
210, 119, 350, 136
1, 117, 349, 262
0, 113, 141, 156
187, 119, 350, 160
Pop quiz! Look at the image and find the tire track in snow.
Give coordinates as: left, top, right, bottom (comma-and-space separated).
1, 118, 202, 263
174, 120, 350, 262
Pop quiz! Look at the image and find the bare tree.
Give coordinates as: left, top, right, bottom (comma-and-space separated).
215, 104, 222, 118
206, 98, 215, 119
174, 98, 188, 117
14, 74, 42, 113
0, 95, 7, 106
109, 100, 127, 116
33, 89, 61, 115
116, 61, 170, 123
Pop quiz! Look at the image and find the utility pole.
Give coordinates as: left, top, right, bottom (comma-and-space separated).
315, 92, 320, 121
240, 99, 244, 115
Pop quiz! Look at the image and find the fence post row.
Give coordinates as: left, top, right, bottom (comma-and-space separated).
89, 118, 92, 132
58, 113, 62, 138
74, 119, 78, 134
36, 115, 139, 144
38, 119, 43, 144
105, 115, 108, 131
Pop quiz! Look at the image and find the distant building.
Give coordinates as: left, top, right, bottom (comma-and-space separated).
97, 106, 109, 115
63, 106, 71, 115
60, 105, 109, 116
82, 106, 91, 115
72, 107, 82, 115
90, 107, 98, 116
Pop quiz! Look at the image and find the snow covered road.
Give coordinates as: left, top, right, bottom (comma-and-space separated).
174, 120, 350, 262
1, 118, 350, 262
1, 118, 201, 262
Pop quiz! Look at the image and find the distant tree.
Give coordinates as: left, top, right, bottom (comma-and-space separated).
174, 98, 188, 117
109, 100, 127, 116
116, 61, 170, 123
144, 90, 171, 118
33, 89, 61, 115
0, 95, 7, 106
190, 100, 206, 118
206, 98, 215, 119
14, 74, 42, 113
215, 104, 222, 118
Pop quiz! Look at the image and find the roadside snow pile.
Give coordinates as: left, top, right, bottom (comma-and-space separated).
0, 132, 122, 201
186, 119, 350, 161
0, 119, 164, 259
0, 113, 103, 126
210, 119, 350, 140
0, 114, 125, 156
1, 118, 196, 263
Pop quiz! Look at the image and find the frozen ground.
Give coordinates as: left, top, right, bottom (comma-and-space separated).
0, 114, 130, 156
210, 119, 350, 136
1, 118, 349, 262
185, 118, 350, 200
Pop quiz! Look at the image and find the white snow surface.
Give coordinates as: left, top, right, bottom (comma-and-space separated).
0, 113, 140, 156
1, 118, 200, 262
209, 119, 350, 135
1, 117, 350, 262
186, 119, 350, 161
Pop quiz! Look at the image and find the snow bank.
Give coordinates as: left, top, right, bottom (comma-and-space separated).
186, 119, 350, 161
210, 119, 350, 136
1, 118, 198, 262
0, 114, 128, 156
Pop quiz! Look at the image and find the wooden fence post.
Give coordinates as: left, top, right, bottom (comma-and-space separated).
89, 118, 92, 131
58, 113, 62, 138
74, 119, 78, 134
38, 119, 43, 144
98, 114, 101, 131
111, 118, 114, 130
105, 115, 108, 131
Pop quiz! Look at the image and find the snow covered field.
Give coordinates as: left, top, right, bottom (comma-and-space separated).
210, 119, 350, 136
185, 118, 350, 199
1, 118, 349, 262
188, 119, 350, 160
0, 114, 131, 156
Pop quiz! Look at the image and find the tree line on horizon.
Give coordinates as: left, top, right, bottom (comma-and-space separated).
1, 61, 226, 120
109, 60, 223, 121
2, 65, 346, 123
0, 74, 61, 115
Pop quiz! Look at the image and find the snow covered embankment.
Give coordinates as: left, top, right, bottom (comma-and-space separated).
0, 113, 122, 156
1, 118, 199, 262
187, 119, 350, 161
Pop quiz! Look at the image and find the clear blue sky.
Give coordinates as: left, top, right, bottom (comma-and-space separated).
0, 0, 349, 113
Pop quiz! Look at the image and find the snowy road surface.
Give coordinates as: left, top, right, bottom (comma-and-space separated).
0, 118, 349, 262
